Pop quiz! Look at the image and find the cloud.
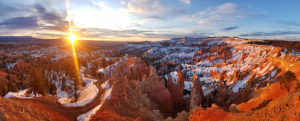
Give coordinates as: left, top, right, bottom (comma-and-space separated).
0, 1, 32, 17
80, 27, 212, 40
179, 2, 245, 26
34, 4, 69, 31
136, 7, 187, 20
239, 31, 300, 37
179, 0, 191, 5
0, 3, 69, 38
125, 0, 164, 14
222, 26, 239, 31
0, 16, 39, 29
277, 20, 300, 26
142, 15, 166, 20
81, 28, 152, 38
0, 2, 18, 16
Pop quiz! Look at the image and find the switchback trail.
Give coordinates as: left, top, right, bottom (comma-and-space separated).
12, 81, 103, 121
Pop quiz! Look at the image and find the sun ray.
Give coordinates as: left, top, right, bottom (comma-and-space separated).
66, 0, 82, 86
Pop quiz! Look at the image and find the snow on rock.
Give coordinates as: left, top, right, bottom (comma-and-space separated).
6, 63, 16, 69
232, 74, 251, 93
270, 69, 277, 78
62, 78, 98, 107
77, 80, 113, 121
57, 90, 72, 104
4, 89, 40, 99
77, 103, 103, 121
184, 94, 190, 99
101, 80, 110, 90
165, 71, 178, 84
207, 40, 223, 46
196, 60, 212, 66
97, 60, 122, 76
184, 81, 193, 91
203, 87, 215, 96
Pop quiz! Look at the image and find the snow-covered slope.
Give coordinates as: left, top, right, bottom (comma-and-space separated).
122, 37, 300, 97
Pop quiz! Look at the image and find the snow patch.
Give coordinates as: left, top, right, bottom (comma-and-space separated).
62, 78, 98, 107
232, 74, 251, 93
270, 69, 277, 78
4, 89, 40, 99
77, 80, 113, 121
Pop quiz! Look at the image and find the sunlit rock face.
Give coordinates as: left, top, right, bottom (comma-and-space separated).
190, 75, 204, 110
190, 71, 300, 121
90, 58, 190, 120
167, 70, 190, 117
122, 37, 300, 120
1, 37, 299, 121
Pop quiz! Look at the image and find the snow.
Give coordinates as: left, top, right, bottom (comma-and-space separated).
77, 80, 113, 121
259, 75, 265, 80
6, 63, 16, 69
31, 53, 43, 57
97, 60, 122, 76
203, 87, 214, 96
160, 52, 195, 63
207, 40, 223, 46
270, 69, 277, 78
123, 37, 295, 94
169, 71, 178, 84
257, 62, 272, 75
4, 89, 40, 99
232, 74, 251, 93
62, 78, 99, 107
77, 103, 103, 121
184, 94, 190, 98
101, 81, 110, 90
57, 90, 72, 104
184, 81, 192, 91
97, 68, 104, 73
196, 60, 212, 66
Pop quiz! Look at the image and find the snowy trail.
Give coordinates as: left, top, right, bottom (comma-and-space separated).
11, 81, 104, 121
77, 80, 112, 121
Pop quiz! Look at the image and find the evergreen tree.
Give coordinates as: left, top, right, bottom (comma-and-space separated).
0, 81, 8, 96
48, 82, 57, 95
101, 58, 107, 68
73, 77, 79, 101
61, 76, 67, 91
28, 67, 47, 96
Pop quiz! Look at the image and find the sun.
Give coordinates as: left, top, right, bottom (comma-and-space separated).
68, 33, 77, 43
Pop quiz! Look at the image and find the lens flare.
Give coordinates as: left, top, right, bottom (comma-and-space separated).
68, 33, 77, 43
66, 0, 81, 86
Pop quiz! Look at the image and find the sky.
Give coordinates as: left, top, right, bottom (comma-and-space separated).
0, 0, 299, 41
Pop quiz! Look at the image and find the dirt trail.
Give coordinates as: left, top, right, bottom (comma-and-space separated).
12, 82, 103, 121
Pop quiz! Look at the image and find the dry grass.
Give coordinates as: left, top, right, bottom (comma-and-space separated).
0, 97, 69, 121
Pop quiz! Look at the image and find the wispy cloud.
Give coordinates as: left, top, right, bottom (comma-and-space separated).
125, 0, 164, 14
178, 2, 246, 26
179, 0, 191, 5
0, 16, 39, 29
239, 31, 300, 37
0, 3, 69, 38
80, 27, 212, 40
277, 20, 300, 26
222, 26, 239, 31
0, 1, 33, 18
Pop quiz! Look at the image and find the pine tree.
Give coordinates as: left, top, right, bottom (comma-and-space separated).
49, 82, 57, 95
73, 77, 79, 101
28, 67, 47, 96
0, 81, 8, 96
61, 76, 67, 91
101, 58, 107, 68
